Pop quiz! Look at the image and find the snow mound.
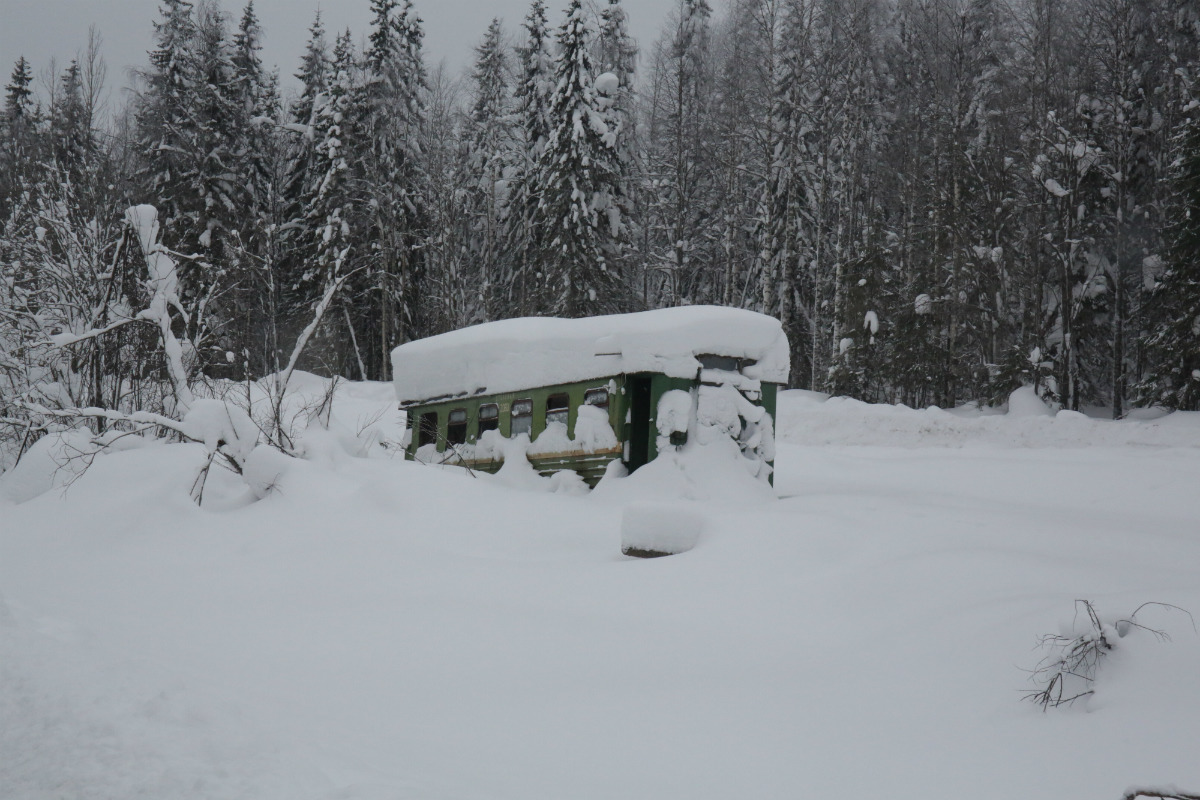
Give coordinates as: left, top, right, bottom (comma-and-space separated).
0, 429, 96, 504
1006, 386, 1054, 417
620, 503, 704, 557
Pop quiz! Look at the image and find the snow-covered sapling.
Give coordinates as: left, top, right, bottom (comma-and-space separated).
1023, 600, 1193, 711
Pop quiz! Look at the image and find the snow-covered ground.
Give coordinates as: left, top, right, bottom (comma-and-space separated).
2, 381, 1199, 800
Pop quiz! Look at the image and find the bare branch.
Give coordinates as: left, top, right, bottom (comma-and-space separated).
1121, 790, 1200, 800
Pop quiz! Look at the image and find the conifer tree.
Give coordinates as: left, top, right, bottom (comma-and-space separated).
137, 0, 199, 240
536, 0, 629, 317
359, 0, 429, 376
282, 11, 329, 259
4, 57, 33, 118
292, 11, 328, 129
191, 3, 242, 255
759, 0, 817, 384
2, 57, 39, 223
231, 0, 277, 226
305, 30, 358, 291
278, 11, 330, 339
499, 0, 554, 317
647, 0, 717, 307
465, 18, 512, 320
293, 28, 365, 377
1139, 58, 1200, 409
50, 60, 93, 179
597, 0, 639, 291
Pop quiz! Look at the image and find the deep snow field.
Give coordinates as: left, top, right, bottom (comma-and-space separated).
3, 380, 1200, 800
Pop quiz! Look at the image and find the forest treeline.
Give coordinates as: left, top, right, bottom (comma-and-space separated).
2, 0, 1200, 429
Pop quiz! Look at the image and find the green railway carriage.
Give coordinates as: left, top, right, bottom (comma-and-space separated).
391, 306, 790, 487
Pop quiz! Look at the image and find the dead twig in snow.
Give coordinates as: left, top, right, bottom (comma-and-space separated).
1022, 599, 1191, 711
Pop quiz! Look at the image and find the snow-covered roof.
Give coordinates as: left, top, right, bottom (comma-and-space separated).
392, 306, 790, 406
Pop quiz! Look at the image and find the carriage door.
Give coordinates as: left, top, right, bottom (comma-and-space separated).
626, 375, 653, 472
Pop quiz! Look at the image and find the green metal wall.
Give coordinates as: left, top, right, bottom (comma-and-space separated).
403, 373, 781, 485
404, 376, 623, 452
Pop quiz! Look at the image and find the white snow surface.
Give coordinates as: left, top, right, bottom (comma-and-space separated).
391, 305, 789, 404
3, 382, 1200, 800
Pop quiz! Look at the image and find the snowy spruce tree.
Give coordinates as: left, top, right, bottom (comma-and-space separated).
230, 0, 288, 376
596, 0, 639, 290
275, 11, 329, 348
499, 0, 554, 318
50, 61, 94, 183
230, 0, 279, 230
280, 12, 329, 281
292, 11, 329, 130
536, 0, 630, 317
359, 0, 429, 377
294, 29, 364, 377
646, 0, 718, 308
2, 57, 40, 222
759, 0, 818, 386
190, 3, 243, 257
1139, 62, 1200, 410
465, 18, 513, 319
137, 0, 199, 243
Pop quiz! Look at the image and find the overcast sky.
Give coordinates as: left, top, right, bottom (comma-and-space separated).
0, 0, 676, 104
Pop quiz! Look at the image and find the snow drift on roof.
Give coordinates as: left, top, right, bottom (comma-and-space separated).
391, 306, 790, 405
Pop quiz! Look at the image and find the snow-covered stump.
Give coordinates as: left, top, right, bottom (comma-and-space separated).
620, 503, 705, 558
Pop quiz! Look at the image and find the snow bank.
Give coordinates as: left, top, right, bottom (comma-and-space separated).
620, 503, 705, 557
776, 389, 1200, 449
0, 429, 97, 504
391, 306, 789, 405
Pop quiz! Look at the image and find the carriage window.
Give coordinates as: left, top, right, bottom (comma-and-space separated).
418, 412, 438, 447
511, 398, 533, 437
478, 403, 499, 434
698, 354, 741, 372
447, 408, 467, 445
546, 393, 569, 427
584, 387, 609, 410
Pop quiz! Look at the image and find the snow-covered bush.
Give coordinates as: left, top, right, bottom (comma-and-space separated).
1024, 600, 1194, 711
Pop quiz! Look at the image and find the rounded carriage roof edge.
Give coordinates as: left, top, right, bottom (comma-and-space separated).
391, 306, 790, 405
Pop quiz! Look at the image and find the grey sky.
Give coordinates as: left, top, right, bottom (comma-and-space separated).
0, 0, 676, 105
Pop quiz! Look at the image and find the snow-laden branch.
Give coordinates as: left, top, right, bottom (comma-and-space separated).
47, 315, 141, 348
16, 399, 255, 475
16, 402, 191, 439
1121, 789, 1200, 800
265, 244, 363, 449
277, 256, 361, 401
125, 204, 196, 414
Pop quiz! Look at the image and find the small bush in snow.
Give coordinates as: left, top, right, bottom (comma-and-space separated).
1023, 600, 1193, 711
